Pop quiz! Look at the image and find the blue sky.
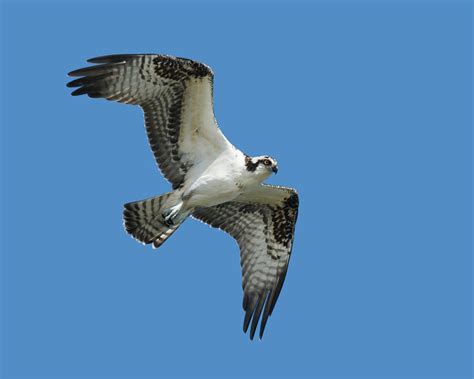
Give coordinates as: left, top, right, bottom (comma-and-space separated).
1, 1, 472, 378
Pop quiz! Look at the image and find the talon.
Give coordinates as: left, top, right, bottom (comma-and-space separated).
163, 214, 175, 226
162, 202, 183, 226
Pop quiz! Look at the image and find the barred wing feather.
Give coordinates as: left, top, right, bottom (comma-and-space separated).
192, 185, 299, 340
67, 54, 233, 189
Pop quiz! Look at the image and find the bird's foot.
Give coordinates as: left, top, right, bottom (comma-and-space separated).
162, 203, 183, 227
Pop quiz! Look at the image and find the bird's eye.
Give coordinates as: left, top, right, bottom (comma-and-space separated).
263, 159, 271, 166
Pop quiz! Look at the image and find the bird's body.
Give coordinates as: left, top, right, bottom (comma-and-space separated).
67, 54, 299, 340
181, 151, 274, 208
182, 150, 246, 207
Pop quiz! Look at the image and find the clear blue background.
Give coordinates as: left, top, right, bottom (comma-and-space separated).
1, 1, 472, 378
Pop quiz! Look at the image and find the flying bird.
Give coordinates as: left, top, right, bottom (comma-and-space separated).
67, 54, 299, 340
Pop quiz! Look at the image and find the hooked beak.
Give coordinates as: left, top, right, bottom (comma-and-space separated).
272, 166, 278, 174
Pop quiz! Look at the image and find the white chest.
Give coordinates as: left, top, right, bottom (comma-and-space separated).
183, 151, 257, 207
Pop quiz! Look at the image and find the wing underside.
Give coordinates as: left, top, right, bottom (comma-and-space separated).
67, 54, 232, 189
193, 185, 299, 339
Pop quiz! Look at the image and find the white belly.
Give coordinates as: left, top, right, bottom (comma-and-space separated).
180, 149, 264, 208
184, 174, 242, 207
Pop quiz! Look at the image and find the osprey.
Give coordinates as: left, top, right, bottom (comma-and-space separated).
67, 54, 299, 340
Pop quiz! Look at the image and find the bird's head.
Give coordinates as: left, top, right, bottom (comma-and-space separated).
245, 155, 278, 179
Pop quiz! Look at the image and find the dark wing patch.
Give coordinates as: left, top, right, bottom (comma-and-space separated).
272, 192, 299, 248
67, 54, 215, 189
192, 186, 299, 340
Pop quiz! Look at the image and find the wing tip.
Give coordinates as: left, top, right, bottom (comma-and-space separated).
70, 87, 89, 96
87, 54, 131, 64
243, 291, 273, 341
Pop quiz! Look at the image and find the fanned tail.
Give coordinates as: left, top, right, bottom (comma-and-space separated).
123, 192, 189, 249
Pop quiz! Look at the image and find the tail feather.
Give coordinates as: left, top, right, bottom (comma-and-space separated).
123, 192, 187, 248
152, 226, 179, 249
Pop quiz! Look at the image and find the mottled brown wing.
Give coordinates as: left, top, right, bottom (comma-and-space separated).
192, 185, 299, 340
67, 54, 233, 189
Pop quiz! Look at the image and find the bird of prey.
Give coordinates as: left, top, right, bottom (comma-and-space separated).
67, 54, 299, 340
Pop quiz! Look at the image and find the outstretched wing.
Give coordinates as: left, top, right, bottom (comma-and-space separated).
67, 54, 234, 189
192, 185, 299, 340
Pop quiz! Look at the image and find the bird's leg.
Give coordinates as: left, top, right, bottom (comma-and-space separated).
162, 202, 184, 226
